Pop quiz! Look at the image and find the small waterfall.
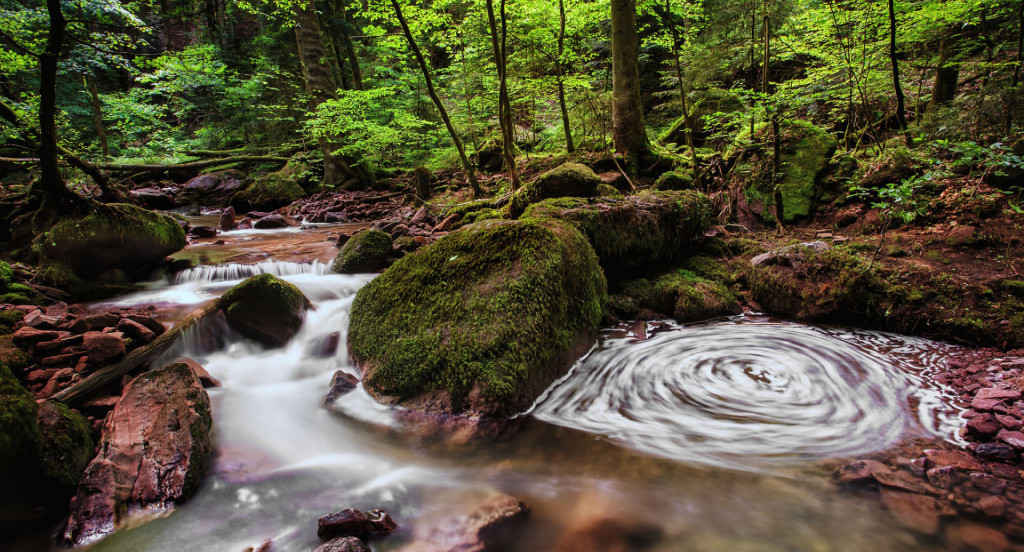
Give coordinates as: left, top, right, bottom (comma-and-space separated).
173, 260, 332, 284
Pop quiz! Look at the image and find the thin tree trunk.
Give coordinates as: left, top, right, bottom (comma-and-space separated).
36, 0, 78, 212
888, 0, 912, 147
610, 0, 650, 169
391, 0, 481, 196
84, 76, 109, 158
665, 0, 698, 183
1015, 0, 1024, 87
764, 11, 783, 226
331, 0, 364, 90
485, 0, 520, 188
749, 10, 756, 142
556, 0, 575, 153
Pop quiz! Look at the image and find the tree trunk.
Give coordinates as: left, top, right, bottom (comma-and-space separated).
557, 0, 575, 153
391, 0, 481, 196
610, 0, 649, 169
334, 1, 364, 90
888, 0, 912, 147
293, 0, 359, 188
485, 0, 520, 188
665, 0, 698, 183
84, 76, 109, 158
1015, 0, 1024, 87
930, 36, 959, 108
36, 0, 78, 213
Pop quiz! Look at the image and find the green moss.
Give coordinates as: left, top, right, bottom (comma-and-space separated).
0, 261, 11, 288
219, 273, 311, 347
925, 250, 952, 264
0, 310, 21, 334
507, 162, 601, 217
651, 270, 739, 322
0, 363, 42, 520
230, 162, 307, 212
596, 183, 623, 197
654, 170, 695, 191
349, 218, 606, 417
38, 203, 186, 279
34, 260, 84, 291
521, 190, 712, 276
1002, 280, 1024, 298
36, 401, 94, 490
332, 230, 394, 273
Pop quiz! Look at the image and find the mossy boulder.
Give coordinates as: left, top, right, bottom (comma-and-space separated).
0, 261, 11, 288
230, 161, 307, 213
219, 273, 312, 347
0, 363, 42, 525
507, 162, 601, 217
521, 190, 712, 277
349, 218, 606, 418
609, 267, 739, 322
38, 203, 186, 279
730, 120, 837, 223
36, 401, 94, 492
653, 170, 695, 191
0, 261, 39, 305
332, 230, 394, 273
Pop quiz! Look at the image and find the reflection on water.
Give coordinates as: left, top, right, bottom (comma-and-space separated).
29, 261, 968, 552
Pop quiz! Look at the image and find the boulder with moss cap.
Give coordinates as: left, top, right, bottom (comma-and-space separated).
229, 160, 308, 212
521, 190, 712, 277
332, 230, 394, 273
348, 218, 606, 419
507, 162, 602, 217
38, 203, 186, 280
220, 273, 312, 347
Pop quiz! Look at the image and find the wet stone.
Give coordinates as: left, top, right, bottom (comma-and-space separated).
997, 429, 1024, 450
977, 443, 1020, 462
313, 537, 370, 552
967, 413, 1001, 437
970, 473, 1008, 494
879, 489, 941, 535
317, 508, 396, 541
945, 522, 1011, 552
924, 449, 985, 471
998, 414, 1024, 431
926, 466, 960, 489
323, 371, 359, 407
979, 495, 1006, 517
835, 459, 891, 485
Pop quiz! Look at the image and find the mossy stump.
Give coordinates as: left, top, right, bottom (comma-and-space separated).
348, 218, 606, 418
332, 230, 394, 273
220, 273, 312, 347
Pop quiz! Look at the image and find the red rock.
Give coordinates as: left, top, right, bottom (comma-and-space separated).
177, 357, 220, 388
978, 388, 1023, 401
323, 371, 359, 407
997, 429, 1024, 450
314, 537, 370, 552
41, 352, 85, 366
45, 302, 69, 320
219, 206, 236, 232
551, 517, 663, 552
23, 310, 59, 328
980, 495, 1006, 517
126, 314, 166, 336
924, 449, 986, 471
879, 489, 941, 535
925, 466, 960, 489
12, 326, 59, 344
80, 313, 119, 331
967, 413, 1001, 437
945, 522, 1010, 552
873, 469, 937, 494
835, 459, 891, 485
58, 318, 90, 333
395, 493, 528, 552
997, 414, 1024, 431
117, 319, 156, 344
970, 472, 1008, 494
433, 214, 459, 233
83, 331, 126, 363
26, 367, 60, 384
317, 508, 397, 540
64, 362, 212, 547
972, 397, 1004, 411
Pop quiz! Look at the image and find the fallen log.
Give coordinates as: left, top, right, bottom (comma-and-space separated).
94, 155, 290, 174
0, 156, 39, 163
50, 301, 221, 406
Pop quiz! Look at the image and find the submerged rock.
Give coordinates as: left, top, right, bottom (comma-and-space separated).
314, 537, 371, 552
521, 190, 711, 276
349, 219, 605, 419
219, 206, 236, 231
317, 508, 397, 540
65, 362, 213, 547
220, 274, 312, 348
332, 230, 393, 274
39, 203, 186, 279
397, 492, 528, 552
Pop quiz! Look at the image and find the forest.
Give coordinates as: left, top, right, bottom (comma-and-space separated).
2, 0, 1024, 551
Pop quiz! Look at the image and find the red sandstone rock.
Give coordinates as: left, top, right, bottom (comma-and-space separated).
433, 214, 459, 233
997, 429, 1024, 450
924, 449, 986, 471
12, 326, 59, 344
945, 522, 1010, 552
395, 493, 528, 552
879, 488, 941, 535
64, 362, 212, 547
967, 413, 1002, 437
317, 508, 396, 540
314, 537, 370, 552
835, 459, 891, 485
117, 318, 156, 343
83, 331, 126, 363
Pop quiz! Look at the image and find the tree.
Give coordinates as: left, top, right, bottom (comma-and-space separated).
485, 0, 521, 189
888, 0, 912, 147
556, 0, 574, 153
610, 0, 649, 169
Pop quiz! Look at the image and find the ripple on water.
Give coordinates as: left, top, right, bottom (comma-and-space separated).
531, 317, 962, 472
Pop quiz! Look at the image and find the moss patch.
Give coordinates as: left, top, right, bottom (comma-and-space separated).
507, 162, 601, 217
230, 161, 307, 212
521, 190, 712, 277
219, 273, 312, 347
332, 230, 394, 273
653, 170, 695, 191
349, 218, 606, 417
38, 203, 186, 279
0, 363, 42, 523
37, 401, 94, 491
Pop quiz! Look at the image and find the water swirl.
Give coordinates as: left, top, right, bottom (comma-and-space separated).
531, 317, 961, 472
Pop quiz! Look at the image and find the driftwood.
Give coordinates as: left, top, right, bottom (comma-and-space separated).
51, 301, 221, 406
95, 155, 290, 174
0, 156, 39, 163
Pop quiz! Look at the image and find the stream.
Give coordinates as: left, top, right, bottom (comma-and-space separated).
18, 222, 972, 551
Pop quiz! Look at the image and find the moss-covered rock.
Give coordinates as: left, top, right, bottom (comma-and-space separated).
653, 170, 695, 191
38, 203, 186, 279
219, 273, 312, 347
730, 120, 837, 223
332, 230, 394, 273
0, 261, 11, 288
0, 363, 42, 525
507, 162, 601, 217
659, 88, 746, 148
608, 267, 739, 322
349, 218, 606, 418
229, 161, 308, 212
36, 401, 94, 492
521, 190, 712, 277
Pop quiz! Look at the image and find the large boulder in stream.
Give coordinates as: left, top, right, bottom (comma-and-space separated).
229, 160, 308, 212
332, 230, 394, 273
39, 202, 186, 279
220, 273, 312, 347
65, 361, 213, 547
349, 218, 606, 419
507, 162, 602, 217
521, 190, 712, 277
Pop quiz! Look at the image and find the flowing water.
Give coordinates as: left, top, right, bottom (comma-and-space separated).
15, 224, 974, 552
